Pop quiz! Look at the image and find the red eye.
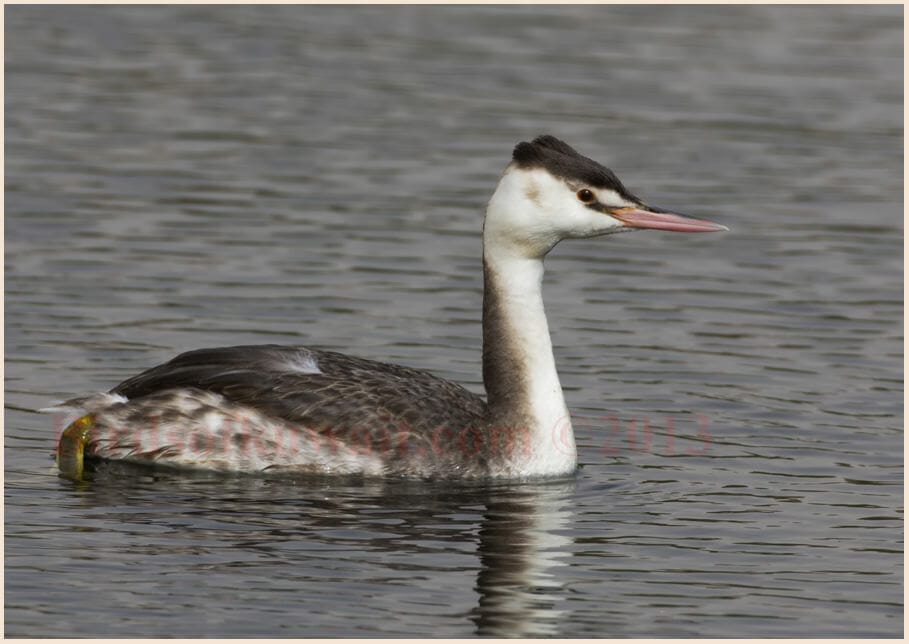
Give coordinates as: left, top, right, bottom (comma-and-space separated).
577, 189, 595, 203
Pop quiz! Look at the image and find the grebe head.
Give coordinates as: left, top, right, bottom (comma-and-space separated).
484, 135, 728, 258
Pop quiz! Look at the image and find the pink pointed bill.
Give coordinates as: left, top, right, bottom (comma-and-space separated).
611, 207, 728, 233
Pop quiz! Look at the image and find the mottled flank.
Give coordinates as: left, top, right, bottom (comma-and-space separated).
512, 135, 640, 201
54, 345, 526, 479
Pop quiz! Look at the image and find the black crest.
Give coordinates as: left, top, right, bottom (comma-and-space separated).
512, 135, 639, 201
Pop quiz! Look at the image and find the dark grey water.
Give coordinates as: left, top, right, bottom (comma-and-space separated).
5, 5, 902, 638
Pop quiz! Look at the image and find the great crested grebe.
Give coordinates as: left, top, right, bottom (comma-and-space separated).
53, 135, 727, 481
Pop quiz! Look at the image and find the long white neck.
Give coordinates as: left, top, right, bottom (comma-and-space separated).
481, 240, 577, 478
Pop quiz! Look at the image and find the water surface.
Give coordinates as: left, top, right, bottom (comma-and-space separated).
5, 5, 902, 637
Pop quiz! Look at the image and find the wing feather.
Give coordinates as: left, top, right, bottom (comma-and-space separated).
110, 345, 486, 441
